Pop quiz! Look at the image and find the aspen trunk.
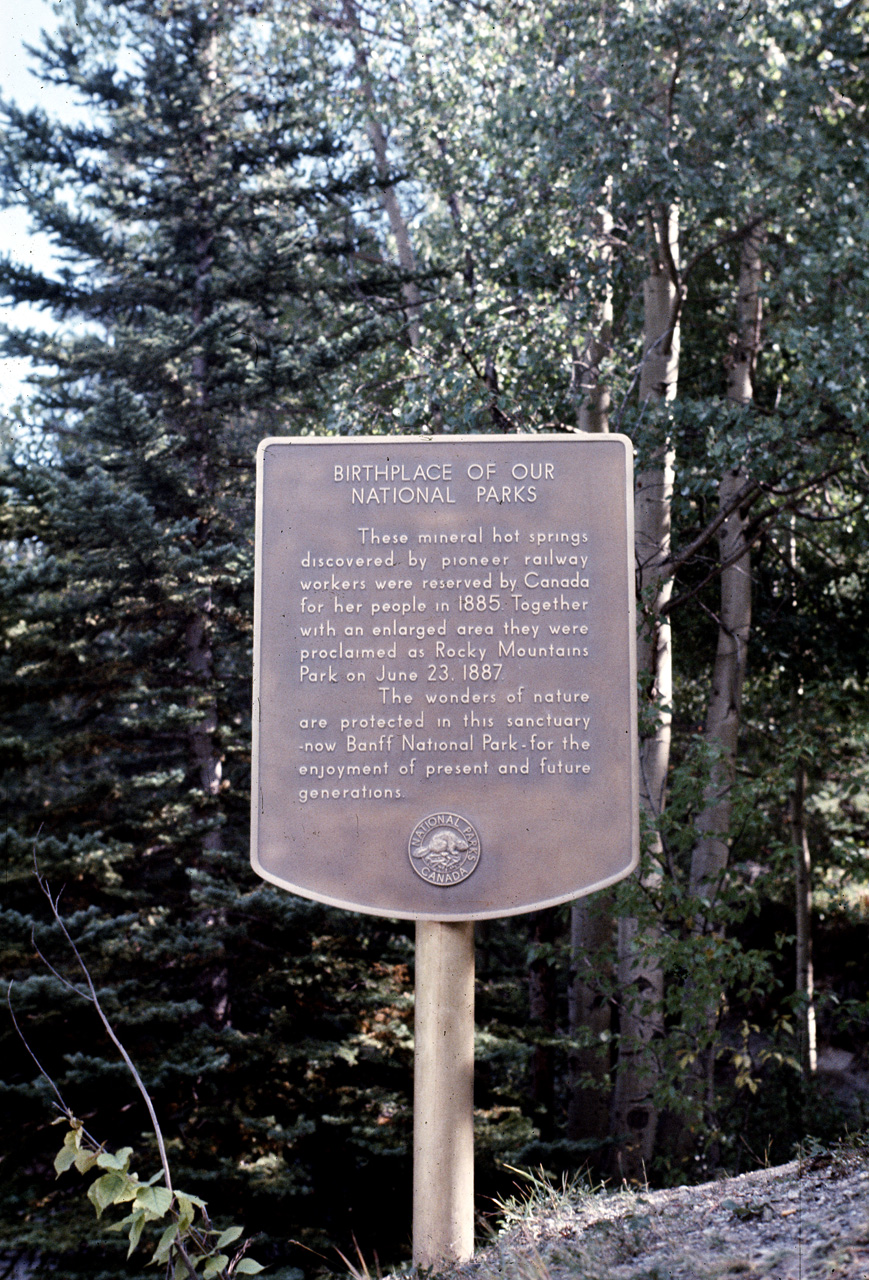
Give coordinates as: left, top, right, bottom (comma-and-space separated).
689, 476, 752, 902
528, 909, 558, 1137
610, 206, 680, 1179
569, 178, 614, 1146
693, 227, 762, 894
725, 225, 763, 408
575, 177, 613, 434
688, 226, 761, 1118
567, 899, 612, 1148
363, 110, 423, 350
638, 207, 681, 404
343, 0, 422, 350
791, 761, 818, 1075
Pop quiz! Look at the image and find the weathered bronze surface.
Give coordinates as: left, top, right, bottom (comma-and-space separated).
251, 435, 638, 919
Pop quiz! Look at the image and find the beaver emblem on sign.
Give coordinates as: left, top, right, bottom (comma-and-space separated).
408, 812, 481, 886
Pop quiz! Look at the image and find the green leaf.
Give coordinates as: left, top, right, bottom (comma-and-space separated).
105, 1212, 136, 1233
54, 1139, 78, 1176
176, 1200, 195, 1234
87, 1171, 136, 1217
202, 1253, 230, 1277
151, 1221, 178, 1266
54, 1128, 86, 1176
135, 1184, 173, 1217
215, 1226, 243, 1248
175, 1189, 207, 1226
73, 1148, 100, 1175
96, 1146, 133, 1171
128, 1210, 146, 1258
235, 1261, 264, 1275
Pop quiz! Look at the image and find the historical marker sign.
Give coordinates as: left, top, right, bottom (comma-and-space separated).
251, 434, 639, 920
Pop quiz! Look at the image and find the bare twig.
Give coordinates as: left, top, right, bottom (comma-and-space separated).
30, 848, 175, 1197
7, 981, 73, 1117
681, 216, 765, 285
660, 478, 763, 577
12, 850, 242, 1280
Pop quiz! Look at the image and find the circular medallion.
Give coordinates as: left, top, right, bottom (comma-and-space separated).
408, 812, 481, 886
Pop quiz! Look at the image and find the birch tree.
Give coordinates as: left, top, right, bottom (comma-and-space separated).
684, 225, 762, 1115
610, 204, 681, 1178
338, 0, 423, 350
791, 759, 818, 1074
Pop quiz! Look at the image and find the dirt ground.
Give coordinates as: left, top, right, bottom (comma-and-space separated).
454, 1145, 869, 1280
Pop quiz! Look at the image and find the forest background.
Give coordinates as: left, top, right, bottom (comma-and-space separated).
1, 0, 868, 1277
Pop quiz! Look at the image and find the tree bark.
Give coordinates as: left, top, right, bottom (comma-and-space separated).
575, 177, 613, 433
791, 761, 818, 1076
527, 908, 558, 1138
687, 225, 761, 1121
184, 11, 228, 1033
569, 177, 614, 1147
725, 225, 762, 408
342, 0, 422, 351
185, 12, 224, 862
638, 206, 681, 404
688, 475, 752, 904
610, 206, 680, 1180
691, 225, 761, 900
567, 898, 612, 1149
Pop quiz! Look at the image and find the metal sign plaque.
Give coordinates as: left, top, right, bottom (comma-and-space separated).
251, 435, 638, 920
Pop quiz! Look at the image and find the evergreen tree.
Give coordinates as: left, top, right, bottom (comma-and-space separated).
3, 0, 869, 1272
0, 2, 414, 1274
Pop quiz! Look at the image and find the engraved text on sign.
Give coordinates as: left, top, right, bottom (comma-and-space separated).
251, 435, 639, 920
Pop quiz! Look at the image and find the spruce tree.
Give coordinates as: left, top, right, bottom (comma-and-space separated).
0, 2, 414, 1274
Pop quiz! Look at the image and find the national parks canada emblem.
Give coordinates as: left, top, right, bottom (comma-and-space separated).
408, 813, 481, 886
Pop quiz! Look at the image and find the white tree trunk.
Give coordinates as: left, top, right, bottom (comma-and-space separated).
343, 0, 422, 350
568, 896, 612, 1148
687, 227, 761, 1121
639, 206, 680, 404
569, 172, 614, 1148
688, 465, 752, 903
792, 761, 818, 1075
695, 226, 762, 882
363, 111, 423, 350
576, 177, 614, 433
725, 224, 762, 408
611, 206, 680, 1179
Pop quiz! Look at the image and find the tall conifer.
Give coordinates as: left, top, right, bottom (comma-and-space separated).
0, 2, 413, 1272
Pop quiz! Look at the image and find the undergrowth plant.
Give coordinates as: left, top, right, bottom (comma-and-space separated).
7, 856, 263, 1280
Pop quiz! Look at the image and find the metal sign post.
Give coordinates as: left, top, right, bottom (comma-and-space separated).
250, 435, 640, 1267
